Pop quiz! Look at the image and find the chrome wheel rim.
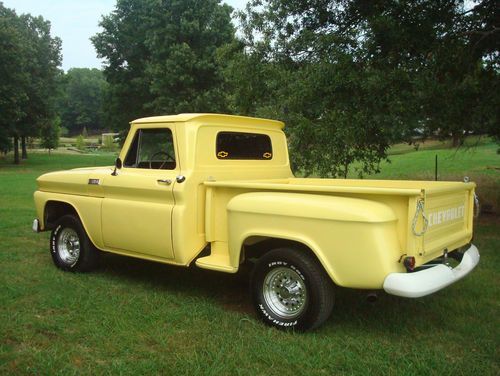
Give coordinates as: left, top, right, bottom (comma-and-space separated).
57, 228, 80, 266
263, 267, 307, 319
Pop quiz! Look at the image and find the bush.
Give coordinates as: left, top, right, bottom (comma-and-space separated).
76, 135, 85, 150
40, 119, 61, 153
101, 135, 116, 151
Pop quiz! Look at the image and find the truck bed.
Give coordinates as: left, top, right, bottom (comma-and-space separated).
204, 178, 476, 265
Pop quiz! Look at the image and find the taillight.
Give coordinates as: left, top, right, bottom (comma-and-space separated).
403, 256, 416, 272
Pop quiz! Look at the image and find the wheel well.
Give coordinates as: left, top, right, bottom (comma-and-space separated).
44, 201, 78, 230
242, 236, 319, 264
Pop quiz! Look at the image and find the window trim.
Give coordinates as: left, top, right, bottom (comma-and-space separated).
135, 130, 143, 167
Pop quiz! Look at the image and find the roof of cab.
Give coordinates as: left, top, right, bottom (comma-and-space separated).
131, 113, 285, 129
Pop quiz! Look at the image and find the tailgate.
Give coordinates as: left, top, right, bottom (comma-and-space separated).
419, 184, 475, 260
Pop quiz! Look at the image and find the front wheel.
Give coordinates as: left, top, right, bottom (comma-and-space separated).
50, 214, 99, 272
251, 247, 334, 331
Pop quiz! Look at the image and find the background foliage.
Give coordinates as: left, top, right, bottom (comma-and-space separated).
0, 0, 498, 177
56, 68, 107, 136
91, 0, 236, 131
0, 3, 61, 163
228, 0, 499, 176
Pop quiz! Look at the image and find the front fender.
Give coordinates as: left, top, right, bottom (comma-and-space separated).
34, 191, 103, 249
227, 192, 402, 289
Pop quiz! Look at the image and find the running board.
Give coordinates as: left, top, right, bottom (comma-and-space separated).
195, 242, 237, 273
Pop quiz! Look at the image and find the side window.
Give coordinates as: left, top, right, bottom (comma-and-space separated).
124, 128, 176, 169
216, 132, 273, 160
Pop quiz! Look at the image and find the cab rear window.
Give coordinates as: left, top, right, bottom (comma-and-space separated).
216, 132, 273, 160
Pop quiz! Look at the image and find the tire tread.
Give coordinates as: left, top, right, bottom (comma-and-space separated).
251, 247, 334, 331
50, 214, 99, 272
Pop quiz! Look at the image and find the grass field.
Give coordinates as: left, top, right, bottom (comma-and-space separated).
362, 139, 500, 213
373, 138, 499, 179
0, 147, 499, 375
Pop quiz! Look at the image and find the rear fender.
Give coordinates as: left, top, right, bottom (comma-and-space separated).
227, 192, 401, 289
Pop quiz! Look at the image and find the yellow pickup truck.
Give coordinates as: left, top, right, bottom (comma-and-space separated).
33, 114, 480, 330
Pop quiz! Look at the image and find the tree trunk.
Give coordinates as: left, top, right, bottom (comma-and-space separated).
452, 132, 461, 147
21, 136, 28, 159
343, 160, 349, 179
13, 136, 20, 164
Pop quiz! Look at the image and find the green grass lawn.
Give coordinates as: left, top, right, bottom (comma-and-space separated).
373, 138, 499, 180
358, 139, 500, 213
0, 150, 499, 375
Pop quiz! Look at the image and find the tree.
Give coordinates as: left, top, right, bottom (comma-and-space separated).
75, 135, 85, 151
16, 13, 62, 161
218, 41, 279, 115
0, 126, 11, 155
0, 4, 62, 164
92, 0, 236, 131
348, 0, 498, 146
233, 0, 499, 177
232, 1, 416, 177
414, 0, 500, 145
56, 68, 107, 135
0, 4, 29, 162
39, 116, 60, 154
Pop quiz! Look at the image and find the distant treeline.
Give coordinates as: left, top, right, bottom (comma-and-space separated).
1, 1, 499, 176
56, 68, 107, 136
1, 3, 61, 163
0, 4, 108, 163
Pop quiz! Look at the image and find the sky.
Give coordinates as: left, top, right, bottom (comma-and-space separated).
3, 0, 248, 71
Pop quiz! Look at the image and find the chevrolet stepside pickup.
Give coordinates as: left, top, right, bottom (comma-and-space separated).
33, 114, 480, 330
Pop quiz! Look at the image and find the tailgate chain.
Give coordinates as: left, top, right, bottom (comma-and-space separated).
412, 199, 428, 237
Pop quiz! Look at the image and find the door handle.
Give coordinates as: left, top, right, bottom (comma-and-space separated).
176, 175, 186, 183
157, 179, 172, 185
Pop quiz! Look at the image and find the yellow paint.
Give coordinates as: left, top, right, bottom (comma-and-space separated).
34, 113, 476, 289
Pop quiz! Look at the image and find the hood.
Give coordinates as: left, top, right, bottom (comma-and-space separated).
36, 166, 113, 196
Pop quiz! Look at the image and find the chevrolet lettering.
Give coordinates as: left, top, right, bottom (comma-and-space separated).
427, 205, 465, 227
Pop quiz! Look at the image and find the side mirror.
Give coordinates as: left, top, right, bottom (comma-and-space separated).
111, 158, 122, 176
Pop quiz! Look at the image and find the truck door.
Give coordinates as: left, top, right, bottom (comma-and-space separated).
101, 126, 178, 259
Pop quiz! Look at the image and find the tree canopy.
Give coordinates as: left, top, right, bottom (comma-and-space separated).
226, 0, 499, 177
56, 68, 107, 135
92, 0, 236, 131
0, 4, 28, 155
0, 3, 61, 162
1, 0, 498, 174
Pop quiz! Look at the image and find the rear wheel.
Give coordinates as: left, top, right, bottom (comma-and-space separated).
251, 247, 334, 331
50, 214, 99, 272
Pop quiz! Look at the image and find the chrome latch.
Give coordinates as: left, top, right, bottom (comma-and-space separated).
157, 179, 172, 185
